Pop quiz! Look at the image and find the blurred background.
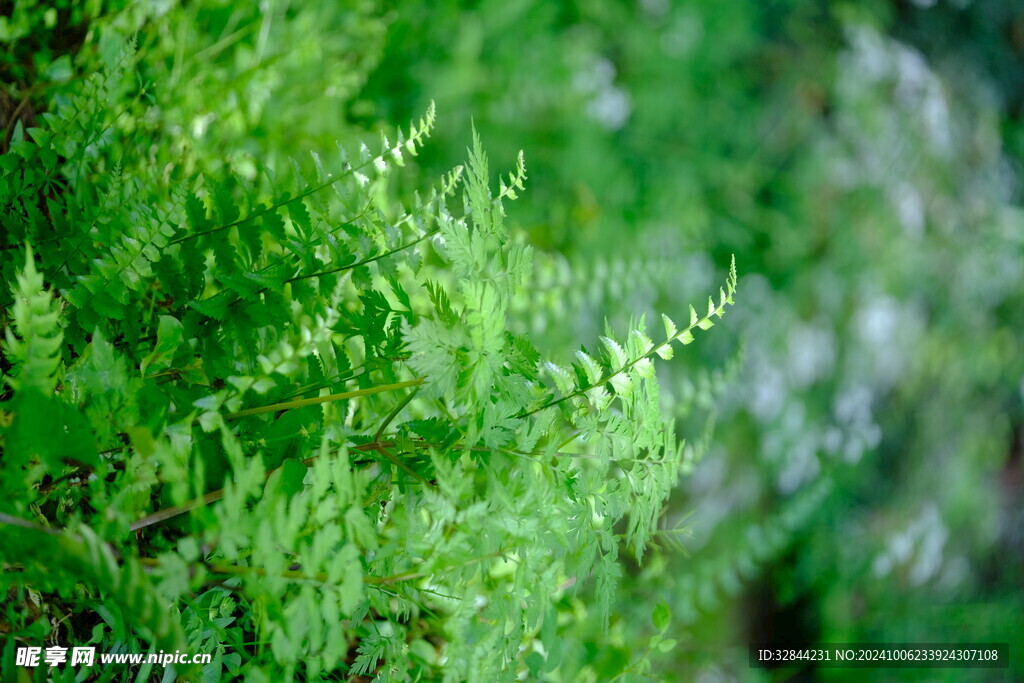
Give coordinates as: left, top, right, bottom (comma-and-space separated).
4, 0, 1022, 679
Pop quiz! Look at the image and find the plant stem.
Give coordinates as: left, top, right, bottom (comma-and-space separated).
224, 378, 423, 419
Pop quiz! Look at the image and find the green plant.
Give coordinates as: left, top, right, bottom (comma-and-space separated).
0, 29, 738, 680
355, 3, 1024, 678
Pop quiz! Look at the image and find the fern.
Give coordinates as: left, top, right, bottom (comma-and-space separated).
0, 33, 739, 680
2, 245, 63, 395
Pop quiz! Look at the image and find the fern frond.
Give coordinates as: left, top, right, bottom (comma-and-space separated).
3, 245, 64, 394
497, 149, 527, 202
522, 255, 738, 419
64, 177, 186, 315
170, 102, 437, 246
407, 136, 530, 410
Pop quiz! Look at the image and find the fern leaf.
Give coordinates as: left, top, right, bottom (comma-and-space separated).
600, 336, 628, 369
662, 313, 677, 340
3, 245, 64, 394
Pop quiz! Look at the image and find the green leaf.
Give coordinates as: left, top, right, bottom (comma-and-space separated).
634, 357, 655, 379
609, 371, 633, 397
141, 315, 185, 377
288, 199, 313, 238
600, 336, 627, 369
657, 638, 678, 653
208, 178, 240, 225
278, 458, 308, 500
4, 244, 63, 394
331, 544, 363, 615
544, 362, 575, 396
652, 600, 671, 632
575, 350, 604, 384
525, 651, 544, 678
5, 389, 99, 471
189, 291, 232, 320
186, 192, 211, 232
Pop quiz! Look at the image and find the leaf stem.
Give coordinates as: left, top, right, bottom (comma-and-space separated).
286, 229, 438, 284
223, 378, 423, 419
517, 260, 737, 419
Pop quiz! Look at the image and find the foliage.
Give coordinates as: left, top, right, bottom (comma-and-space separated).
355, 0, 1024, 678
3, 0, 1023, 680
0, 10, 737, 679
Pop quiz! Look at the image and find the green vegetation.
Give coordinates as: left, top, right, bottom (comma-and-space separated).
2, 1, 1022, 681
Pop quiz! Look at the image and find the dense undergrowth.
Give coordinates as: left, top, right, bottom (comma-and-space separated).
359, 1, 1024, 678
2, 0, 1023, 681
0, 6, 737, 681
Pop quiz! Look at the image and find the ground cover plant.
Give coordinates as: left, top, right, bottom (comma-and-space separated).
360, 1, 1024, 678
3, 0, 1023, 681
0, 8, 737, 680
